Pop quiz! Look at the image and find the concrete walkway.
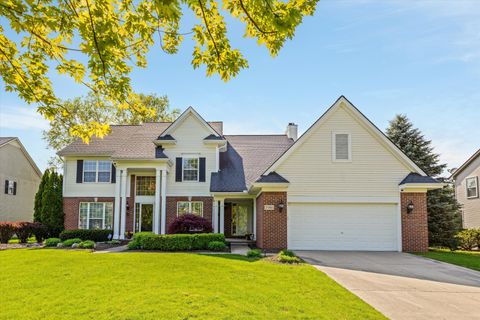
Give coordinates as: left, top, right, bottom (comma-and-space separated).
230, 244, 250, 255
297, 251, 480, 320
94, 245, 129, 253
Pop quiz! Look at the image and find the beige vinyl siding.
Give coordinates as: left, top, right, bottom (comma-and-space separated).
163, 114, 216, 196
276, 105, 411, 198
0, 141, 41, 222
454, 155, 480, 228
63, 157, 115, 197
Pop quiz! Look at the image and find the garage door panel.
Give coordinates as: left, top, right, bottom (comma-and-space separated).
288, 203, 398, 251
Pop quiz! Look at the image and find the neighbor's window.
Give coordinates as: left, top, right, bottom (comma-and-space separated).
183, 157, 199, 181
83, 160, 111, 183
79, 202, 113, 229
333, 133, 351, 161
466, 177, 478, 199
4, 180, 16, 195
177, 201, 203, 216
136, 176, 156, 196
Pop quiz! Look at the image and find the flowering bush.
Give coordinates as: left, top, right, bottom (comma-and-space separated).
168, 214, 213, 234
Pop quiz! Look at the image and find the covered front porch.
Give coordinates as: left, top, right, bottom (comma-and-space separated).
212, 195, 256, 240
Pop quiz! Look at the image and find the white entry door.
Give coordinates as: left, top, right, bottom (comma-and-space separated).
288, 203, 399, 251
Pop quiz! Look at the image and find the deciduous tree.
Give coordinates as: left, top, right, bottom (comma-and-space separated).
0, 0, 318, 142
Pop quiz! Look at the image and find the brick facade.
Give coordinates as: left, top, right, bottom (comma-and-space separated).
165, 196, 213, 233
401, 192, 429, 252
255, 192, 287, 250
63, 197, 116, 230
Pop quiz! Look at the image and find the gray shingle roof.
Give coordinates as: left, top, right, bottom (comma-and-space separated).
255, 172, 289, 183
399, 172, 439, 185
59, 122, 223, 158
211, 135, 294, 192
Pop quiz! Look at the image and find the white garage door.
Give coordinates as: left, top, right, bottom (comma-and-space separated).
288, 203, 399, 251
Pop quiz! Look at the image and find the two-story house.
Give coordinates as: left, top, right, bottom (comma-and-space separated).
0, 137, 42, 222
451, 149, 480, 228
59, 96, 442, 252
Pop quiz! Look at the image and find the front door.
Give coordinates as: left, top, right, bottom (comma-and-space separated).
232, 204, 249, 236
135, 203, 153, 232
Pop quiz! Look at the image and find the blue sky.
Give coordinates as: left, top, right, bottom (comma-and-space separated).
1, 0, 479, 173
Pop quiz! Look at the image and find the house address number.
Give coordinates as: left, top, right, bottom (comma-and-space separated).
264, 204, 275, 211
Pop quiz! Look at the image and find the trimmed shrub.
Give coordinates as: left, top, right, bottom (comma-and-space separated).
279, 249, 295, 257
168, 214, 213, 234
60, 229, 112, 242
133, 233, 225, 251
15, 222, 33, 243
78, 240, 96, 249
207, 241, 226, 251
192, 233, 225, 250
278, 254, 302, 264
31, 222, 48, 243
0, 222, 17, 244
107, 240, 121, 245
278, 249, 301, 264
246, 249, 263, 258
127, 240, 140, 250
455, 229, 480, 251
63, 238, 82, 247
45, 238, 61, 247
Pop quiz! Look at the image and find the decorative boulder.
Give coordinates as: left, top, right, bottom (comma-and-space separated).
72, 243, 79, 248
56, 242, 64, 248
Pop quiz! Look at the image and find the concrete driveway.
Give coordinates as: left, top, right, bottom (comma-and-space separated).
297, 251, 480, 320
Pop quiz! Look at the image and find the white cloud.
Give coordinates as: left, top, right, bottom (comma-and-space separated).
0, 106, 49, 130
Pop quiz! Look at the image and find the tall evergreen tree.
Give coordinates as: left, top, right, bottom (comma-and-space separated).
34, 169, 50, 222
36, 170, 64, 237
386, 115, 446, 177
386, 114, 462, 246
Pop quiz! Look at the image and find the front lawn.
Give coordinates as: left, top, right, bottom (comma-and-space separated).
418, 248, 480, 271
0, 250, 384, 319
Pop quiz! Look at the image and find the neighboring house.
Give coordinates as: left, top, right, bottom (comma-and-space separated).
451, 149, 480, 228
58, 96, 442, 252
0, 137, 42, 222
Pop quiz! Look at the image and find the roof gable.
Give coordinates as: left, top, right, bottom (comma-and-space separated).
264, 96, 427, 176
451, 149, 480, 179
0, 137, 42, 178
160, 107, 221, 138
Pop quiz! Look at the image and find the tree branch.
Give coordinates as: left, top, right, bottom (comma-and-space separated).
197, 0, 221, 63
239, 0, 277, 35
85, 0, 107, 79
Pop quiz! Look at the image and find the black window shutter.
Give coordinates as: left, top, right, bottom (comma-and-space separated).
111, 163, 116, 183
175, 157, 182, 182
4, 180, 8, 194
76, 160, 83, 183
199, 157, 206, 182
13, 182, 17, 195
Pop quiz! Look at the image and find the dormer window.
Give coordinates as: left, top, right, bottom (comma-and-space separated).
183, 157, 199, 181
332, 132, 351, 162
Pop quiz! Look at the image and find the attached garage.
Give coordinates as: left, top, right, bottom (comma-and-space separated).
288, 203, 399, 251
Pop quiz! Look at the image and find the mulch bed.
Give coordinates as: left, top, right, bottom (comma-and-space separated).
94, 240, 129, 251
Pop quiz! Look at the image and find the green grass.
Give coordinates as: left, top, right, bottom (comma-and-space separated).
418, 248, 480, 271
0, 250, 384, 320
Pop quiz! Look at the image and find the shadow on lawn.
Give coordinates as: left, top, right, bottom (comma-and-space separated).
199, 253, 261, 263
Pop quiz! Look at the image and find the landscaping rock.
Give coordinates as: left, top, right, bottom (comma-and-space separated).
57, 243, 64, 248
72, 243, 79, 248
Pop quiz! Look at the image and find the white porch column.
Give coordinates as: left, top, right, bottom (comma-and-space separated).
212, 200, 219, 233
219, 199, 225, 234
113, 167, 121, 239
154, 168, 161, 234
120, 169, 127, 239
160, 169, 167, 234
252, 198, 256, 240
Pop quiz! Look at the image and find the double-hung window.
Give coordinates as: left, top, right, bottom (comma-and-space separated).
177, 201, 203, 216
79, 202, 113, 229
136, 176, 156, 196
466, 177, 479, 199
4, 180, 16, 195
83, 160, 111, 183
183, 157, 199, 181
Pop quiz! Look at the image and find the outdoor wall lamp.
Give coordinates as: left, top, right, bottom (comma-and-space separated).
406, 201, 414, 214
278, 200, 285, 213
